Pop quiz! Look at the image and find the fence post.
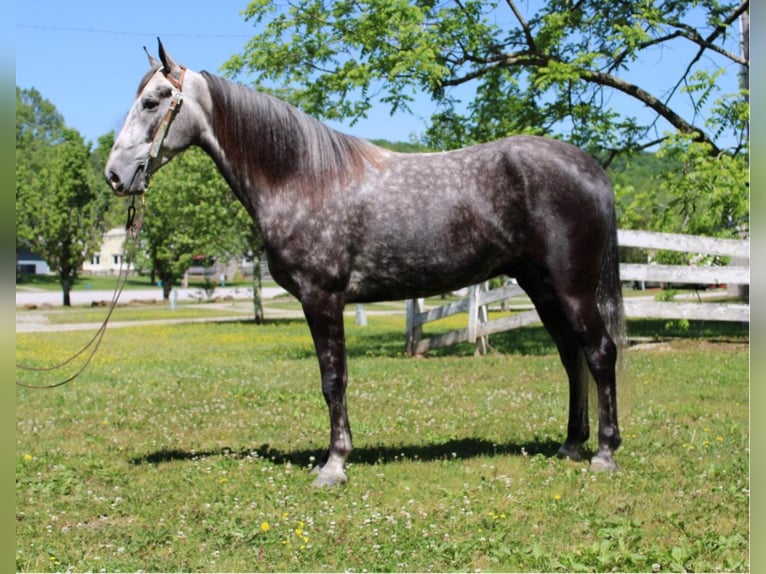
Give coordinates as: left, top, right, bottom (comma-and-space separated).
468, 282, 490, 355
405, 298, 424, 356
354, 304, 367, 327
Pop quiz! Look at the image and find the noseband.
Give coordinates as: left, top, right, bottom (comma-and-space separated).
145, 66, 186, 181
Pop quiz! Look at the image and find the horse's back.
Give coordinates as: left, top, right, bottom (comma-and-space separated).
338, 135, 614, 302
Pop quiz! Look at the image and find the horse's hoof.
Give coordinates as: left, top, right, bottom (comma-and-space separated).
311, 471, 348, 488
557, 444, 583, 461
589, 454, 619, 472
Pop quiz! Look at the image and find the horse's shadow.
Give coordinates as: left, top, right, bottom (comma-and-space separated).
129, 436, 584, 468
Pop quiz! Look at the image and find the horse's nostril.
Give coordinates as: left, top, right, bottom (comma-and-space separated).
108, 171, 123, 191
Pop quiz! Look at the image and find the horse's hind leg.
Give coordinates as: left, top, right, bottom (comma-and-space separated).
302, 293, 352, 487
558, 292, 621, 470
519, 281, 590, 461
518, 271, 620, 470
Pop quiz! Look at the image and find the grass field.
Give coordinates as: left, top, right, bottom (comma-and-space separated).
15, 308, 749, 572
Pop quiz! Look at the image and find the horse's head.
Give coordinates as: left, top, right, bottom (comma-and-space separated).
105, 40, 204, 195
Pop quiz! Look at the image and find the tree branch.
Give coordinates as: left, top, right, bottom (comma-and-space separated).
656, 1, 749, 131
439, 52, 549, 87
580, 69, 720, 155
610, 1, 748, 75
504, 0, 536, 51
441, 48, 721, 154
668, 19, 748, 65
609, 31, 686, 73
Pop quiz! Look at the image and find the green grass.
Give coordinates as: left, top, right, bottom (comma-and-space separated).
15, 312, 749, 572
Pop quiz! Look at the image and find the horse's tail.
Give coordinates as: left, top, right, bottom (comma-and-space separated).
579, 206, 633, 428
582, 203, 628, 426
596, 209, 627, 356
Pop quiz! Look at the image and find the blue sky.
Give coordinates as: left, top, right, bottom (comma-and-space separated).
15, 0, 436, 145
16, 0, 744, 148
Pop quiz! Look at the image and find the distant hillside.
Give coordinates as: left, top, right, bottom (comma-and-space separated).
369, 139, 435, 153
607, 151, 677, 199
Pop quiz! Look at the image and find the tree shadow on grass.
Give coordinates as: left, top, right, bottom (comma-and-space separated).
129, 436, 572, 468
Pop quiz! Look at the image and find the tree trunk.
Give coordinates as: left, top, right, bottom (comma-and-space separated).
252, 253, 264, 325
60, 271, 73, 307
163, 282, 172, 301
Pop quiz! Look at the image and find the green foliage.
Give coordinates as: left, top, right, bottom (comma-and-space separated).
16, 92, 111, 305
138, 148, 253, 299
16, 87, 116, 305
654, 135, 749, 238
34, 130, 104, 295
613, 134, 748, 264
369, 138, 433, 153
609, 133, 748, 260
16, 87, 66, 250
15, 86, 65, 151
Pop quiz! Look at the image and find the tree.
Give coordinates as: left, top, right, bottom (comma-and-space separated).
16, 87, 66, 254
137, 148, 254, 301
15, 86, 65, 151
225, 0, 748, 240
17, 128, 109, 305
225, 0, 747, 158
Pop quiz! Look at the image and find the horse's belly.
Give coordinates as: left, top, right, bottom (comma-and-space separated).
345, 242, 510, 303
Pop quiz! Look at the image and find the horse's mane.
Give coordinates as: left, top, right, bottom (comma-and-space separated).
201, 71, 383, 200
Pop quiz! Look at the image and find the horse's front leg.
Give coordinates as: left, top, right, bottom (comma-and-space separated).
302, 293, 352, 487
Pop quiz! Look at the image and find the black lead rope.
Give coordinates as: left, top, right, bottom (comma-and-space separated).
16, 196, 145, 389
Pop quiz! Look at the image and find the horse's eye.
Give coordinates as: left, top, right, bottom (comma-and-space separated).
141, 97, 159, 111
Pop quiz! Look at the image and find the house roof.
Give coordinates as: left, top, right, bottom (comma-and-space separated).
16, 249, 46, 262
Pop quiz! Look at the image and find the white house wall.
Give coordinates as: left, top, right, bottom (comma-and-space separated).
82, 227, 134, 274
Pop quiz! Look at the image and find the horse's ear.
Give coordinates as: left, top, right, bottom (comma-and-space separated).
143, 46, 160, 68
157, 37, 181, 77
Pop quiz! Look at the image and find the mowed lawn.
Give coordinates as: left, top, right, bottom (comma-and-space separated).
16, 309, 749, 572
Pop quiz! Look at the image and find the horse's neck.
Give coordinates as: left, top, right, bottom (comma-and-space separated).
198, 134, 263, 221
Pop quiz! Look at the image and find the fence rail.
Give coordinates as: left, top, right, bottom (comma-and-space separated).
405, 230, 749, 356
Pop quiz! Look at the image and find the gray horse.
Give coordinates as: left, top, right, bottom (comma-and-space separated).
105, 40, 625, 487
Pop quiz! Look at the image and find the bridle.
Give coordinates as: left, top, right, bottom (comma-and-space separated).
145, 66, 186, 184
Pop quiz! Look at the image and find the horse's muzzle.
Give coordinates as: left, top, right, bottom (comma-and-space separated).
105, 163, 147, 196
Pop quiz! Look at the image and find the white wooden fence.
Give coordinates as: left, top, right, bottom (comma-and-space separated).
405, 230, 749, 356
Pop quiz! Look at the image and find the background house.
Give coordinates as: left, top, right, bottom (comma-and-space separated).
16, 249, 51, 275
82, 227, 134, 275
